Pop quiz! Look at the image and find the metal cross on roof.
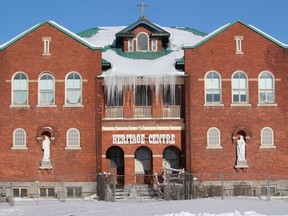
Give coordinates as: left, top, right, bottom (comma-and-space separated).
137, 0, 149, 17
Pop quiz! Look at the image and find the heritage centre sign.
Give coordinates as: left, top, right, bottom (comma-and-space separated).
112, 134, 175, 145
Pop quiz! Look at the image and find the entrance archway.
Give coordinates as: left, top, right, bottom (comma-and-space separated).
135, 146, 152, 184
106, 146, 124, 185
163, 146, 180, 169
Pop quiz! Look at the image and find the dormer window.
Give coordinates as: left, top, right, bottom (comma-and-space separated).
234, 36, 243, 54
42, 37, 51, 55
137, 32, 149, 51
128, 39, 134, 52
151, 39, 157, 52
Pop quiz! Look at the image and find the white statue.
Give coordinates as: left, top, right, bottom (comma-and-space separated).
237, 135, 246, 161
42, 136, 51, 161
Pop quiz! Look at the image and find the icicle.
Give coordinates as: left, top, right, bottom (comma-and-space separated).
103, 73, 180, 105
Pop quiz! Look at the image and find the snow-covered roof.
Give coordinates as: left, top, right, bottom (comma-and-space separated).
82, 25, 204, 77
81, 23, 205, 101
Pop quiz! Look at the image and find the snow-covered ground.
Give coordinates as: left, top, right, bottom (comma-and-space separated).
0, 197, 288, 216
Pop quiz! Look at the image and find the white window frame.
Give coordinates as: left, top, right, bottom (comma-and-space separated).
260, 127, 275, 149
12, 128, 28, 150
37, 72, 56, 107
64, 72, 83, 107
136, 32, 149, 51
234, 36, 243, 54
66, 128, 81, 150
128, 39, 134, 52
258, 71, 276, 106
204, 71, 223, 106
11, 72, 29, 108
151, 39, 157, 52
42, 37, 51, 55
231, 71, 249, 105
206, 127, 222, 149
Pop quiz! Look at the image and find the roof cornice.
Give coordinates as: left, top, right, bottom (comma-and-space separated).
184, 20, 288, 49
0, 20, 102, 51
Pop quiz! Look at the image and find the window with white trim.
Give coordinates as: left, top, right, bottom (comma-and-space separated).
42, 37, 51, 55
39, 187, 54, 197
128, 39, 134, 51
261, 186, 276, 196
261, 127, 275, 148
66, 187, 82, 198
39, 73, 55, 105
151, 39, 157, 51
232, 71, 248, 103
13, 187, 28, 197
137, 32, 149, 51
66, 72, 82, 105
207, 127, 222, 149
258, 71, 275, 104
12, 72, 28, 106
234, 36, 243, 54
12, 128, 27, 149
66, 128, 81, 149
205, 71, 221, 104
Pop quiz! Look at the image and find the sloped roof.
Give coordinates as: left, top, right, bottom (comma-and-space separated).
0, 20, 101, 50
116, 16, 170, 37
184, 20, 288, 49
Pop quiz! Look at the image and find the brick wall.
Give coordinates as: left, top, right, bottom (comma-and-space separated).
184, 22, 288, 178
0, 23, 102, 181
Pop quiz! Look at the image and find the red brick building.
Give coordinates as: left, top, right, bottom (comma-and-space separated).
0, 21, 102, 197
0, 17, 287, 198
184, 21, 288, 190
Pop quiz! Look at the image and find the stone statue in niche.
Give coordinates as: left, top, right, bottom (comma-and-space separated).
40, 136, 53, 169
237, 135, 246, 161
235, 135, 248, 169
42, 136, 51, 161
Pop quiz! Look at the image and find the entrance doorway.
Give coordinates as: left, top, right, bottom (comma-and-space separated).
106, 146, 124, 185
163, 146, 180, 169
135, 146, 152, 184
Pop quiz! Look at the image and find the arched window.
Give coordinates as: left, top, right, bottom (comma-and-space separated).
137, 32, 149, 51
205, 71, 221, 104
66, 72, 82, 105
259, 71, 275, 104
135, 147, 152, 174
163, 146, 180, 169
39, 73, 55, 105
12, 128, 27, 149
66, 128, 81, 149
261, 127, 275, 148
12, 72, 28, 105
232, 71, 248, 103
207, 127, 222, 149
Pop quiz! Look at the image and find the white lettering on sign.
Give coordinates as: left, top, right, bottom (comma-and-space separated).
112, 134, 175, 145
112, 134, 145, 145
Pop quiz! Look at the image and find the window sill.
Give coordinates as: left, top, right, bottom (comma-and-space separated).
235, 51, 244, 55
65, 147, 82, 150
257, 103, 277, 107
63, 104, 84, 108
42, 53, 51, 56
9, 105, 30, 109
260, 145, 276, 149
36, 104, 57, 108
206, 146, 223, 149
204, 103, 224, 107
11, 147, 28, 150
230, 103, 251, 107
